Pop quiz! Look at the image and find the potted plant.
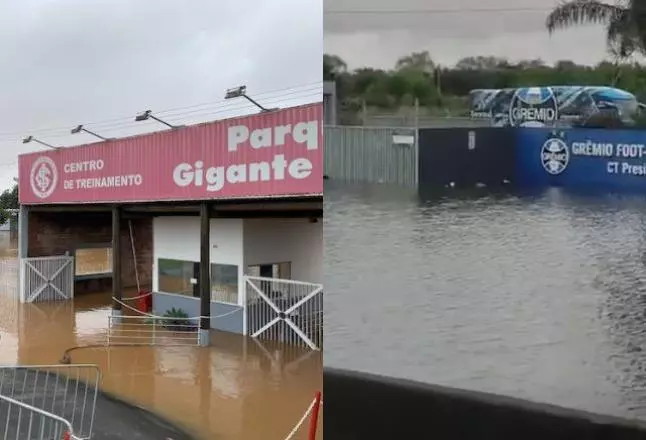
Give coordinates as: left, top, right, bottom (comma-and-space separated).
161, 307, 196, 332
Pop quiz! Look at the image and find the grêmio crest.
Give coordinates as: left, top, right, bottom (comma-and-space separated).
540, 131, 569, 175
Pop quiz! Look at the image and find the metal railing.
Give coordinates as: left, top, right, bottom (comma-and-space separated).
245, 276, 323, 350
20, 256, 74, 303
0, 364, 100, 440
0, 392, 75, 440
0, 258, 19, 300
107, 313, 200, 347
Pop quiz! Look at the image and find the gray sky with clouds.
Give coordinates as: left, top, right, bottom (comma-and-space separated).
0, 0, 322, 191
324, 0, 629, 69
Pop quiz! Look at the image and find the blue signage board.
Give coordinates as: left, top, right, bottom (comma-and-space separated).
515, 128, 646, 190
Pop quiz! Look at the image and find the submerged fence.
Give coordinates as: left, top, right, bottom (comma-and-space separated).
107, 313, 200, 347
324, 126, 418, 188
0, 258, 19, 300
245, 276, 323, 350
20, 256, 75, 303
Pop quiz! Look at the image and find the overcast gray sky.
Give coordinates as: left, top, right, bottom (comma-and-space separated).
324, 0, 631, 69
0, 0, 322, 191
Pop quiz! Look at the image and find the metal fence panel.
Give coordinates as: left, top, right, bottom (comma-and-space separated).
0, 258, 19, 300
0, 364, 100, 440
20, 256, 74, 303
244, 276, 323, 350
0, 393, 74, 440
107, 313, 200, 347
324, 126, 418, 188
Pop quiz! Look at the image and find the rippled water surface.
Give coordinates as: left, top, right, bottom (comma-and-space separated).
324, 182, 646, 419
0, 287, 322, 439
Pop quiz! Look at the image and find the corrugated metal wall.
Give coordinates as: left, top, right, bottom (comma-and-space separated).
324, 126, 418, 188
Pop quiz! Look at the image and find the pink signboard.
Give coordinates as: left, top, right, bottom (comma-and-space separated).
19, 103, 323, 205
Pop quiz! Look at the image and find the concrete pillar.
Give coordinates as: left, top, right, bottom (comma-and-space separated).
198, 201, 211, 346
17, 205, 28, 303
111, 205, 122, 321
17, 205, 28, 259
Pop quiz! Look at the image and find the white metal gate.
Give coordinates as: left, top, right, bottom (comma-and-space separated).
245, 276, 323, 350
20, 256, 74, 303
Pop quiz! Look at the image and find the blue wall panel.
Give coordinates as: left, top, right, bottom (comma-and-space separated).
152, 292, 243, 334
515, 128, 646, 190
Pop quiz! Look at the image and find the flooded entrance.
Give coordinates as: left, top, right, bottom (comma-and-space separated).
0, 257, 322, 440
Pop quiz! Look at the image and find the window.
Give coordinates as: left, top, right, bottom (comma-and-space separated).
247, 262, 292, 279
158, 258, 197, 297
560, 92, 594, 116
211, 264, 239, 304
75, 247, 113, 276
157, 259, 239, 302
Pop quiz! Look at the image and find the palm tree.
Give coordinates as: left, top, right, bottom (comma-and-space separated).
323, 54, 347, 81
546, 0, 643, 58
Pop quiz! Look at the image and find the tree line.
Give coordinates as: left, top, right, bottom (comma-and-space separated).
325, 0, 646, 116
324, 52, 646, 115
0, 184, 18, 226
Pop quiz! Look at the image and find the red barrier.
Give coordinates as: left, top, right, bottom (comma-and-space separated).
136, 291, 152, 313
145, 292, 153, 312
307, 391, 322, 440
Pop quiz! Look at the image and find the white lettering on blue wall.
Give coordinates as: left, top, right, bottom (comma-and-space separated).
570, 139, 646, 177
571, 141, 614, 157
616, 143, 646, 158
604, 161, 646, 175
622, 162, 646, 175
545, 137, 646, 177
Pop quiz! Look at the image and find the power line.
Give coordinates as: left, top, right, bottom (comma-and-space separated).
0, 82, 322, 174
0, 81, 323, 139
87, 81, 322, 128
0, 82, 323, 176
325, 7, 551, 15
0, 88, 322, 142
6, 86, 322, 139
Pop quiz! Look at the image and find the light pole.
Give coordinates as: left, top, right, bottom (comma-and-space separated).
22, 136, 59, 150
224, 85, 278, 113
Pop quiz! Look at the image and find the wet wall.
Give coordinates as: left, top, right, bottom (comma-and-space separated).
515, 128, 646, 190
26, 211, 152, 294
152, 292, 243, 333
417, 127, 646, 191
324, 368, 646, 440
418, 127, 516, 189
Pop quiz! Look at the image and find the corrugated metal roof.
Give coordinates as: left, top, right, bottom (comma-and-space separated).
19, 103, 323, 205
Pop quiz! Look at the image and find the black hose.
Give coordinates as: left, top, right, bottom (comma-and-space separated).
60, 343, 161, 364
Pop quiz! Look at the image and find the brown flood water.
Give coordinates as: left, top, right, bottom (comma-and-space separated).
0, 259, 323, 439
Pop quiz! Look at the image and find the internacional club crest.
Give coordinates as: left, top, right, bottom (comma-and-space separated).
29, 156, 58, 199
540, 132, 569, 175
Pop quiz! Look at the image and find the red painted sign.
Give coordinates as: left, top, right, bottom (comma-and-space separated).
19, 103, 322, 204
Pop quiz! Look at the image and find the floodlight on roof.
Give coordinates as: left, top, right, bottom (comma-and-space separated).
134, 110, 178, 128
70, 124, 111, 141
22, 136, 59, 150
224, 85, 277, 112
